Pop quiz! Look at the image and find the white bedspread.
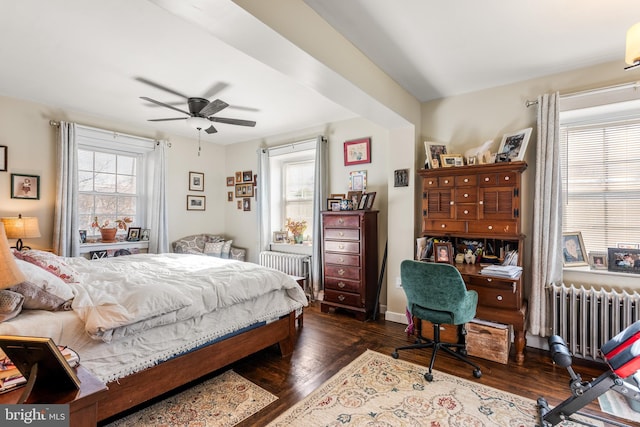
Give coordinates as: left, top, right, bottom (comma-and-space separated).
64, 253, 308, 342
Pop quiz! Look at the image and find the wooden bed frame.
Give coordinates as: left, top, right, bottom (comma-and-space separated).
96, 311, 297, 422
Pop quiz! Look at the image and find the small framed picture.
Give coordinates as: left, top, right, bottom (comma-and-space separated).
330, 193, 346, 199
140, 229, 150, 241
424, 142, 448, 169
187, 195, 206, 211
0, 145, 6, 172
227, 191, 233, 202
189, 171, 204, 191
235, 183, 254, 198
226, 176, 235, 186
127, 227, 141, 241
364, 191, 376, 210
242, 170, 253, 182
434, 242, 454, 264
327, 198, 342, 211
617, 242, 640, 249
344, 137, 371, 166
440, 154, 463, 167
496, 128, 532, 163
330, 200, 341, 211
235, 171, 242, 183
273, 231, 287, 243
357, 194, 368, 210
79, 230, 87, 244
11, 173, 40, 199
347, 190, 363, 207
394, 169, 409, 187
243, 197, 251, 211
608, 248, 640, 273
349, 170, 367, 191
588, 251, 608, 270
562, 232, 588, 267
237, 201, 242, 210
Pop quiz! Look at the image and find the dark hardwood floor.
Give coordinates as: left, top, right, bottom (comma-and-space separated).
227, 302, 628, 426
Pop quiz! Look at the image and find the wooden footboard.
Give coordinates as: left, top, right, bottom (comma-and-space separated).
97, 311, 297, 422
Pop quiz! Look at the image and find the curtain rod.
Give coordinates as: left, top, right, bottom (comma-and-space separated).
48, 120, 169, 147
525, 81, 640, 108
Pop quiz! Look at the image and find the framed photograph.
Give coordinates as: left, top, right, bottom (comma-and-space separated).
235, 171, 242, 183
617, 242, 640, 249
227, 191, 233, 202
235, 183, 254, 198
226, 176, 235, 186
127, 227, 141, 241
0, 145, 6, 172
588, 251, 608, 270
187, 195, 206, 211
562, 232, 588, 267
440, 154, 463, 167
330, 200, 341, 211
242, 170, 253, 182
189, 171, 204, 191
424, 142, 448, 169
365, 191, 377, 210
608, 248, 640, 273
434, 242, 454, 264
11, 173, 40, 199
344, 137, 371, 166
327, 198, 342, 211
330, 193, 345, 199
349, 170, 367, 191
237, 201, 242, 209
140, 229, 150, 241
357, 194, 368, 210
273, 231, 287, 243
496, 128, 532, 163
347, 190, 363, 207
394, 169, 409, 187
243, 197, 251, 211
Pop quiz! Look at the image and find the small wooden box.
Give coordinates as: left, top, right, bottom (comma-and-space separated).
417, 319, 460, 343
465, 321, 510, 364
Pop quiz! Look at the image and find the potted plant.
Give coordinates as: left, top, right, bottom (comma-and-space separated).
91, 217, 133, 242
285, 218, 307, 244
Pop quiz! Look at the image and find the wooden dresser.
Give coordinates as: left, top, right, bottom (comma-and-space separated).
418, 161, 528, 364
320, 210, 379, 321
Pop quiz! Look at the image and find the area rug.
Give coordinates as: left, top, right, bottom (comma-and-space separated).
598, 389, 640, 424
106, 370, 277, 427
267, 349, 599, 427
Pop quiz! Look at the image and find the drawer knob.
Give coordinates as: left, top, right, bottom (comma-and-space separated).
504, 176, 510, 181
479, 200, 484, 205
338, 281, 346, 288
450, 201, 454, 205
464, 193, 469, 198
338, 295, 345, 302
488, 225, 493, 230
338, 257, 344, 263
464, 178, 469, 183
463, 210, 469, 215
486, 277, 492, 282
339, 244, 344, 249
339, 232, 344, 236
338, 218, 344, 224
444, 179, 449, 184
484, 177, 490, 182
441, 224, 446, 228
338, 269, 345, 276
429, 180, 434, 185
497, 295, 503, 301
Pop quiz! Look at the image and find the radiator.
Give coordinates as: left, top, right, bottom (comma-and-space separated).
259, 251, 310, 278
549, 283, 640, 360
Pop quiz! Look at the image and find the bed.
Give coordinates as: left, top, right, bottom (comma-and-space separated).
0, 250, 307, 421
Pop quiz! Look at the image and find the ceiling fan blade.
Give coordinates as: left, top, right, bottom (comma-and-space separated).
140, 97, 190, 116
202, 82, 229, 100
204, 125, 218, 134
209, 117, 256, 127
135, 77, 189, 99
199, 99, 229, 117
148, 117, 188, 122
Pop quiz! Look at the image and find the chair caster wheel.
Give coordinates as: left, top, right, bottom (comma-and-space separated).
391, 352, 399, 359
473, 369, 482, 378
424, 372, 433, 382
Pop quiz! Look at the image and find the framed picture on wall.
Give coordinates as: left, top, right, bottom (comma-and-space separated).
11, 173, 40, 199
189, 171, 204, 191
187, 195, 206, 211
344, 137, 371, 166
0, 145, 6, 172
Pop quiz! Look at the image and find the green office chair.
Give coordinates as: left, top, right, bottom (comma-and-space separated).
392, 260, 482, 381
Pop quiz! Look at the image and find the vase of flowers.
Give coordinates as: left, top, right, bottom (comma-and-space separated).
285, 218, 307, 244
91, 216, 133, 242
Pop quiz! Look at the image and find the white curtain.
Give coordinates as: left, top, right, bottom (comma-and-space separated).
53, 122, 79, 257
311, 136, 328, 297
146, 140, 169, 253
529, 92, 563, 337
257, 148, 271, 253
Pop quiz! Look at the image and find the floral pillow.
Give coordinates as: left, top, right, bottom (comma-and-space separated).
204, 241, 224, 257
0, 290, 25, 322
12, 249, 79, 283
221, 240, 233, 259
12, 259, 74, 311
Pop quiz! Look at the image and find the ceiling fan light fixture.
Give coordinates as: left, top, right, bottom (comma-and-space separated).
186, 116, 211, 130
625, 22, 640, 69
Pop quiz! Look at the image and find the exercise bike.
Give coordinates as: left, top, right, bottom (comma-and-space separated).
538, 320, 640, 426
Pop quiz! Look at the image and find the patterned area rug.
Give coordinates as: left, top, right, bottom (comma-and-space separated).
267, 350, 600, 427
106, 370, 277, 427
598, 389, 640, 424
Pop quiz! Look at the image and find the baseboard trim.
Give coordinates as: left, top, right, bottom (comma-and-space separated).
385, 310, 408, 324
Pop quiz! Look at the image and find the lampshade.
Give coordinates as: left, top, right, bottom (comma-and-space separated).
626, 22, 640, 65
0, 215, 41, 251
186, 116, 211, 130
0, 222, 26, 289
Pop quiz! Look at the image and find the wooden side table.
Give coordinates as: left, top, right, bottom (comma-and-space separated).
0, 366, 107, 427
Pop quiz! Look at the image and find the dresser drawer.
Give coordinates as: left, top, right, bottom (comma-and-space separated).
324, 277, 361, 293
325, 264, 360, 281
455, 175, 477, 186
323, 215, 360, 228
324, 289, 363, 307
467, 220, 517, 235
324, 252, 360, 266
439, 176, 455, 187
324, 240, 360, 254
422, 220, 466, 233
454, 189, 477, 203
324, 228, 360, 240
466, 281, 521, 310
479, 171, 517, 186
455, 205, 477, 220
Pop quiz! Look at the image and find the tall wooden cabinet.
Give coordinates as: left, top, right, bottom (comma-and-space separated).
418, 161, 528, 364
321, 210, 379, 321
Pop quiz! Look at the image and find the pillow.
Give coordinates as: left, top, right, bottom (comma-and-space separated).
0, 290, 24, 322
221, 240, 233, 259
230, 248, 246, 262
12, 249, 79, 283
204, 241, 224, 257
12, 259, 74, 310
174, 242, 204, 255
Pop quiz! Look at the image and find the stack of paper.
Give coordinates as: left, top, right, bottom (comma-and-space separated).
480, 265, 523, 279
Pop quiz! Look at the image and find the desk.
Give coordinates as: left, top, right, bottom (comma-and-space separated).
0, 366, 107, 427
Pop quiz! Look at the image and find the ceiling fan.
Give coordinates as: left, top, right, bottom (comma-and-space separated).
137, 77, 257, 134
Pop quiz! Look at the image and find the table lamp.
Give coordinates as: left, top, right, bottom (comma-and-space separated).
0, 214, 41, 251
0, 222, 26, 288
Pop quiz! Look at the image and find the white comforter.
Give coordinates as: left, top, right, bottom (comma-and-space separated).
64, 253, 308, 343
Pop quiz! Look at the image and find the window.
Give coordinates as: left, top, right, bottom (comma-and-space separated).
560, 103, 640, 252
76, 126, 154, 238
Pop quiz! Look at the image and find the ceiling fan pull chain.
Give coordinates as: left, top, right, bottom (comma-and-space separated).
198, 128, 202, 156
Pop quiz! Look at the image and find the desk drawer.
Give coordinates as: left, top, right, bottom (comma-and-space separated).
455, 204, 477, 220
324, 289, 363, 307
324, 265, 360, 281
324, 228, 360, 240
467, 282, 520, 310
422, 220, 466, 233
324, 240, 360, 254
324, 252, 360, 266
324, 277, 361, 293
467, 221, 517, 235
454, 189, 477, 203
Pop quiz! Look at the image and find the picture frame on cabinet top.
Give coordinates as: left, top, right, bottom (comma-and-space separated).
424, 142, 448, 169
496, 128, 532, 162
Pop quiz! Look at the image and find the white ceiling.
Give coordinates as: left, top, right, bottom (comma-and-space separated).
1, 0, 639, 145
